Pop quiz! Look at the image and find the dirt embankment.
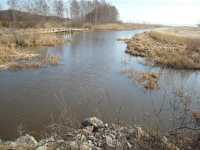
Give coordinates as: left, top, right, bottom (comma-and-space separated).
125, 28, 200, 69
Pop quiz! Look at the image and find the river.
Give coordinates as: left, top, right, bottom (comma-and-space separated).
0, 30, 200, 140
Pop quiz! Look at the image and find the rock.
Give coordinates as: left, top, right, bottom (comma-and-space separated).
136, 127, 144, 139
82, 117, 104, 129
162, 136, 168, 144
76, 134, 87, 143
16, 134, 38, 147
82, 126, 94, 135
126, 142, 132, 149
36, 144, 47, 150
162, 136, 180, 150
4, 141, 17, 148
80, 142, 92, 150
105, 135, 115, 148
68, 141, 79, 150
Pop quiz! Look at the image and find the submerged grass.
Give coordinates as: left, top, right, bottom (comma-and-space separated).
121, 69, 160, 90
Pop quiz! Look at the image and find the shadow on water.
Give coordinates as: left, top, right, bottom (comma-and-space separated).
0, 30, 200, 140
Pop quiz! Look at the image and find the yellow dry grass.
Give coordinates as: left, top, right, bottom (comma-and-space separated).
126, 29, 200, 69
92, 23, 156, 31
0, 31, 64, 68
121, 69, 160, 90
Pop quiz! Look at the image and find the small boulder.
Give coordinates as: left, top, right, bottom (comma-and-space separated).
82, 117, 104, 129
80, 142, 93, 150
105, 135, 115, 148
36, 144, 47, 150
68, 141, 79, 149
16, 134, 38, 147
82, 126, 94, 135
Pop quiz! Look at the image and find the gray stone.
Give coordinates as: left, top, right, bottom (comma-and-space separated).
82, 117, 104, 129
76, 134, 87, 143
80, 142, 92, 150
16, 134, 38, 147
36, 144, 47, 150
105, 135, 115, 148
69, 141, 79, 150
83, 126, 94, 135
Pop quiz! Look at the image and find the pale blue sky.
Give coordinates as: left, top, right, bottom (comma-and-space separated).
1, 0, 200, 25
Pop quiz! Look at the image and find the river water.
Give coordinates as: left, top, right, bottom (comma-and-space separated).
0, 30, 200, 140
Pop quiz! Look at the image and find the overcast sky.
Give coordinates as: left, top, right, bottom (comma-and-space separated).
1, 0, 200, 25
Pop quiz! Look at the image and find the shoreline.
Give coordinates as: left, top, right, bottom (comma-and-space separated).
125, 27, 200, 69
0, 24, 158, 71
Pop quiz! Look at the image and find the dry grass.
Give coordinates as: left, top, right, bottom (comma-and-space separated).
92, 23, 157, 31
0, 31, 64, 68
9, 63, 41, 71
126, 29, 200, 69
7, 56, 61, 71
44, 56, 61, 65
121, 69, 160, 90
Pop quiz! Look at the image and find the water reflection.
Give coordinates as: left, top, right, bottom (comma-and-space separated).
0, 30, 200, 140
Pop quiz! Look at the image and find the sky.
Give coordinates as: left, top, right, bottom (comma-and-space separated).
0, 0, 200, 26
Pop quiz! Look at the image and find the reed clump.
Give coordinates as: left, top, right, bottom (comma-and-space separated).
44, 56, 61, 65
0, 31, 64, 68
121, 69, 160, 90
9, 63, 41, 71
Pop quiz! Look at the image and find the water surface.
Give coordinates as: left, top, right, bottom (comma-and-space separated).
0, 30, 200, 140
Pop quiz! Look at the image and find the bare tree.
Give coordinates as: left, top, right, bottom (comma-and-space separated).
7, 0, 18, 10
70, 0, 80, 20
64, 0, 70, 18
53, 0, 64, 18
21, 0, 50, 16
84, 0, 119, 24
35, 0, 50, 16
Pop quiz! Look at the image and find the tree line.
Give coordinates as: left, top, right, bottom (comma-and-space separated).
5, 0, 119, 24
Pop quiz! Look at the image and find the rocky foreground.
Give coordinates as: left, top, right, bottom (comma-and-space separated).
0, 117, 184, 150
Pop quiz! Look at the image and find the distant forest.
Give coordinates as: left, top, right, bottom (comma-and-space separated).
0, 0, 119, 26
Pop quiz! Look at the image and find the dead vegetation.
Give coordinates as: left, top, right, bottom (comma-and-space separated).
0, 31, 64, 69
121, 69, 160, 90
92, 23, 158, 31
7, 56, 61, 71
45, 56, 61, 65
126, 29, 200, 69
